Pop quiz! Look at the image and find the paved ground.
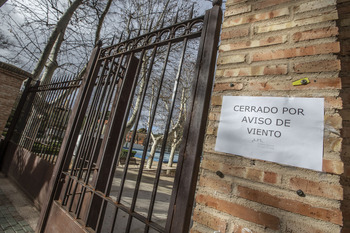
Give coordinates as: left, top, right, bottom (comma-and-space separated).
0, 173, 40, 233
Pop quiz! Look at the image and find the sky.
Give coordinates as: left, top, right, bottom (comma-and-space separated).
0, 0, 222, 75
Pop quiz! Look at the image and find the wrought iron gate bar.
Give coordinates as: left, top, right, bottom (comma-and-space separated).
99, 17, 204, 60
9, 74, 82, 164
39, 75, 71, 160
75, 56, 127, 218
35, 3, 222, 232
123, 45, 160, 233
29, 78, 82, 92
92, 52, 145, 233
126, 36, 174, 233
60, 171, 164, 232
65, 58, 117, 211
61, 67, 107, 205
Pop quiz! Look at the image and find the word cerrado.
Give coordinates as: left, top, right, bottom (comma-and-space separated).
233, 105, 305, 115
233, 105, 305, 138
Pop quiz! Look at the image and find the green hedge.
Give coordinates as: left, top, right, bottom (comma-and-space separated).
120, 149, 137, 158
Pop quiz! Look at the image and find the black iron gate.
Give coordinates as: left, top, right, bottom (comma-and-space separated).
37, 2, 222, 232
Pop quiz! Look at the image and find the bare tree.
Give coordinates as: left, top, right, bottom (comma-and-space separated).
31, 0, 83, 81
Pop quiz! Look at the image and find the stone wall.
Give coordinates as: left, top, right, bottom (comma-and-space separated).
0, 62, 31, 137
192, 0, 350, 232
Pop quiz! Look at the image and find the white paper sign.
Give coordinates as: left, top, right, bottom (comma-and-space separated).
215, 96, 324, 171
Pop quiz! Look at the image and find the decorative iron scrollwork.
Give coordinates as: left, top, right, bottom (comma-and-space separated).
99, 16, 204, 59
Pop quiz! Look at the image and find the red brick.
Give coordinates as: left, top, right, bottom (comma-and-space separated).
322, 159, 344, 175
252, 42, 340, 61
225, 5, 252, 17
199, 175, 232, 194
220, 35, 287, 52
253, 0, 293, 10
201, 157, 280, 185
237, 186, 343, 225
220, 64, 287, 77
232, 224, 258, 233
246, 168, 263, 182
324, 136, 342, 153
325, 97, 343, 109
201, 158, 247, 179
292, 27, 339, 42
247, 78, 341, 91
226, 0, 247, 5
325, 115, 343, 130
190, 229, 200, 233
196, 194, 280, 230
208, 112, 221, 121
214, 82, 243, 91
294, 60, 341, 73
294, 0, 336, 13
289, 177, 343, 200
256, 11, 338, 34
263, 171, 278, 184
223, 8, 289, 28
284, 219, 338, 232
211, 95, 223, 106
206, 125, 217, 136
192, 209, 228, 233
221, 27, 249, 40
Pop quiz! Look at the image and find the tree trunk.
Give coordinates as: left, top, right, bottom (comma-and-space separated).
94, 0, 113, 46
40, 32, 65, 83
31, 0, 83, 81
146, 135, 162, 169
167, 143, 177, 168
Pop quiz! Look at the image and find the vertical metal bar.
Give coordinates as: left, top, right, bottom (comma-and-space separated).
63, 59, 109, 208
20, 82, 42, 150
144, 31, 189, 233
166, 4, 222, 232
124, 39, 173, 232
40, 75, 68, 159
82, 56, 124, 183
44, 75, 72, 160
46, 77, 75, 162
49, 82, 77, 164
67, 56, 118, 214
27, 82, 52, 152
37, 79, 59, 157
0, 77, 32, 172
37, 42, 102, 233
16, 81, 39, 149
86, 54, 139, 231
100, 53, 145, 233
75, 55, 125, 218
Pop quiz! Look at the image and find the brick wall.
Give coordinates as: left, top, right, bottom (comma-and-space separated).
192, 0, 350, 232
0, 62, 31, 137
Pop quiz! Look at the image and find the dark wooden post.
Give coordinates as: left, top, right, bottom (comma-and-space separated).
165, 2, 222, 232
0, 78, 33, 173
37, 42, 102, 233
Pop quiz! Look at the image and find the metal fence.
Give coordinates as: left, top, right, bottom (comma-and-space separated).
11, 75, 81, 164
38, 2, 222, 232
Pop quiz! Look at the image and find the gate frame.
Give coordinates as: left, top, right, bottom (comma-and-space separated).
166, 3, 222, 232
37, 1, 222, 232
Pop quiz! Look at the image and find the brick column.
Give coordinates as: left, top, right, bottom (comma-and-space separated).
0, 62, 31, 137
192, 0, 350, 232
